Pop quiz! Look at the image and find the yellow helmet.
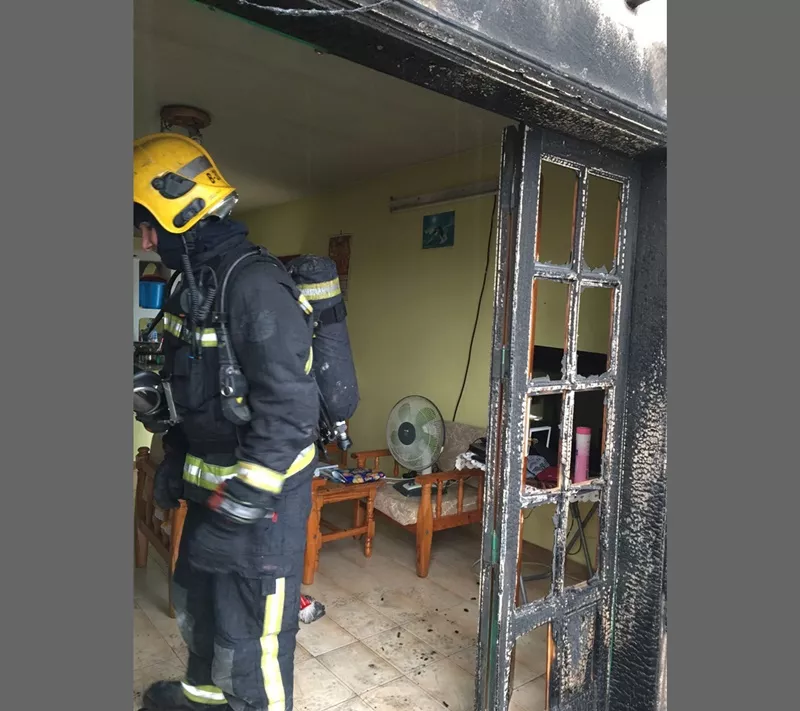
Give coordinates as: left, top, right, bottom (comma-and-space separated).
133, 133, 237, 234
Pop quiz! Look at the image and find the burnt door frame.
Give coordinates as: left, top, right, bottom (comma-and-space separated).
478, 124, 641, 711
197, 0, 666, 156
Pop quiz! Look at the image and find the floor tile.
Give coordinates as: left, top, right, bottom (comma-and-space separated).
148, 549, 169, 575
297, 616, 357, 656
408, 657, 476, 711
440, 600, 479, 635
424, 560, 482, 602
134, 564, 169, 605
403, 609, 475, 656
294, 658, 355, 711
362, 628, 440, 673
510, 675, 547, 711
326, 697, 375, 711
317, 552, 392, 597
326, 599, 397, 640
318, 641, 402, 694
350, 524, 417, 571
137, 593, 184, 653
513, 625, 549, 679
448, 646, 478, 675
134, 609, 180, 671
302, 571, 361, 609
361, 677, 443, 711
360, 586, 435, 626
446, 645, 536, 690
362, 582, 462, 626
171, 641, 189, 665
133, 658, 184, 710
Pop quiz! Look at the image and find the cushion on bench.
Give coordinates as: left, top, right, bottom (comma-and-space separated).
374, 480, 480, 526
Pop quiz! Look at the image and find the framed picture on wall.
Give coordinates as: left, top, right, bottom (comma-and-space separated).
422, 211, 455, 249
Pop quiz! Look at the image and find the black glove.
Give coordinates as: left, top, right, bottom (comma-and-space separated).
187, 477, 278, 575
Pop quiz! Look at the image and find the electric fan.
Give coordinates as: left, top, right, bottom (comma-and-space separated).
386, 395, 446, 497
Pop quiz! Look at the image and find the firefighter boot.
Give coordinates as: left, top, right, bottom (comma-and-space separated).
140, 681, 230, 710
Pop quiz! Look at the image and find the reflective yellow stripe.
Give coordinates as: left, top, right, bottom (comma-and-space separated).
162, 313, 183, 338
304, 347, 313, 375
183, 455, 238, 491
162, 313, 217, 347
297, 278, 341, 301
261, 577, 286, 711
181, 682, 227, 705
238, 444, 316, 494
194, 329, 218, 346
297, 294, 313, 315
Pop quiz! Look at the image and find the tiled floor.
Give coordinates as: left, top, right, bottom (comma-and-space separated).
133, 507, 569, 711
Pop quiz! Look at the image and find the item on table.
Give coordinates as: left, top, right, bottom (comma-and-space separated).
319, 467, 385, 485
536, 466, 559, 484
526, 435, 558, 483
574, 427, 591, 483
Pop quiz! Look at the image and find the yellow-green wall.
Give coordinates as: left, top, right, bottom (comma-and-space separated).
134, 418, 153, 458
240, 146, 620, 568
244, 144, 501, 450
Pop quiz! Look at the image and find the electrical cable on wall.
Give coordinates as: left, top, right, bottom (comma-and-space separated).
452, 194, 498, 422
235, 0, 394, 17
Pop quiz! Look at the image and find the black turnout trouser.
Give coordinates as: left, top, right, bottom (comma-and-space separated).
172, 502, 306, 711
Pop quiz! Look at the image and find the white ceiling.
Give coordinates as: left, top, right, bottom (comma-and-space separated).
134, 0, 511, 211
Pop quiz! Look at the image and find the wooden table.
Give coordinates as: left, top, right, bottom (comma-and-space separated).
303, 477, 383, 585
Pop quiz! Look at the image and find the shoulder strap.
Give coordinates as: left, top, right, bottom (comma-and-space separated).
214, 246, 312, 327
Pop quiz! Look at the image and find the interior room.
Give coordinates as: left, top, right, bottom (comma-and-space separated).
133, 2, 621, 710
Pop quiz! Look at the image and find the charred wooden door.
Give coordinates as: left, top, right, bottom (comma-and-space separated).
476, 125, 641, 711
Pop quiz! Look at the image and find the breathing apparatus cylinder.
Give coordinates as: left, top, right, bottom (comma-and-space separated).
287, 255, 360, 451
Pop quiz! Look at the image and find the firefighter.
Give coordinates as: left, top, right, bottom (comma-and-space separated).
134, 132, 320, 711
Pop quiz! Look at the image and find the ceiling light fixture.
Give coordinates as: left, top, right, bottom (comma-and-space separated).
160, 105, 212, 143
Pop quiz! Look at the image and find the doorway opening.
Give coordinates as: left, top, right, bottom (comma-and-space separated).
132, 3, 635, 711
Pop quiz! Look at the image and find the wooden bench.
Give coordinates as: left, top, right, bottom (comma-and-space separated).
350, 421, 485, 578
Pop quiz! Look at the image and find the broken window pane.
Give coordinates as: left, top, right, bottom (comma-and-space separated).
519, 502, 557, 605
519, 390, 560, 608
577, 286, 614, 376
563, 496, 600, 586
531, 281, 571, 379
537, 162, 579, 266
569, 390, 607, 484
583, 173, 622, 272
525, 392, 562, 488
509, 623, 551, 710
